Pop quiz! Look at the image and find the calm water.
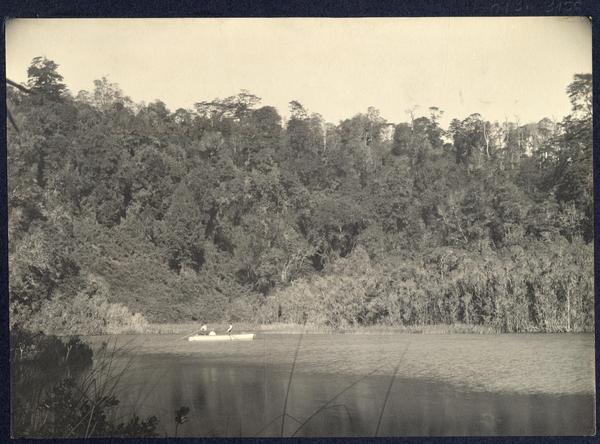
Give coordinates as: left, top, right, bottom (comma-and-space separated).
86, 333, 595, 437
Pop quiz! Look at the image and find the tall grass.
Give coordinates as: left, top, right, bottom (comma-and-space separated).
11, 331, 159, 438
280, 328, 304, 436
374, 341, 410, 436
141, 321, 499, 336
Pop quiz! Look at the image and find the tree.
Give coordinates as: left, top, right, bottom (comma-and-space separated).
392, 123, 412, 156
289, 100, 308, 120
235, 105, 282, 170
82, 77, 133, 111
224, 89, 261, 120
284, 107, 326, 186
553, 74, 593, 240
449, 114, 487, 168
195, 90, 261, 125
9, 221, 81, 326
368, 158, 413, 233
300, 192, 370, 267
26, 57, 67, 99
427, 107, 445, 150
157, 182, 206, 273
566, 73, 592, 119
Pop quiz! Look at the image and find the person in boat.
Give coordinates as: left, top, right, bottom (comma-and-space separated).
227, 324, 233, 335
208, 330, 217, 336
199, 323, 208, 335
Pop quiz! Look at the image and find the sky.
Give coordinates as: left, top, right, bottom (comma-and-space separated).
5, 17, 592, 127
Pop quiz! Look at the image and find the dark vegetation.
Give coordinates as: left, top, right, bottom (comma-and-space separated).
10, 328, 159, 437
8, 57, 593, 333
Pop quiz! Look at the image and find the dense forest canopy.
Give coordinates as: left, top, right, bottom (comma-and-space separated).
7, 57, 593, 333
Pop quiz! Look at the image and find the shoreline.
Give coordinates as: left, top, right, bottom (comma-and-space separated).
46, 322, 593, 337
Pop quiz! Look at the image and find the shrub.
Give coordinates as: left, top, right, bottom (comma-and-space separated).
32, 377, 158, 438
11, 328, 159, 438
31, 277, 149, 335
264, 241, 594, 332
226, 295, 260, 322
268, 246, 379, 327
11, 327, 93, 372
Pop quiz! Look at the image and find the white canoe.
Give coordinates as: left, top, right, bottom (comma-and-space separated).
188, 333, 256, 342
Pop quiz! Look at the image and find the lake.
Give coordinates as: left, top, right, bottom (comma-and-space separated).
86, 332, 595, 437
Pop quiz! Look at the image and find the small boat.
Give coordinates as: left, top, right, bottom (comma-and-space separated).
188, 333, 256, 342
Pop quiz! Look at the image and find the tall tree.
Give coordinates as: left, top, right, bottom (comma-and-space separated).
26, 57, 67, 99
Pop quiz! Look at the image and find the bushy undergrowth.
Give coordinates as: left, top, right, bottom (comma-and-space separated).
38, 292, 149, 335
11, 327, 159, 438
11, 327, 93, 369
13, 276, 149, 335
263, 241, 593, 333
72, 218, 248, 323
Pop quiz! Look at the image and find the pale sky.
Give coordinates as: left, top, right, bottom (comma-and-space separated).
5, 17, 592, 127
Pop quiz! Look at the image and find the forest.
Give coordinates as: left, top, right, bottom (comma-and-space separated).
7, 57, 594, 334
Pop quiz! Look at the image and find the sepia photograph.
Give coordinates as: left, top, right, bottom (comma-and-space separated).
5, 17, 594, 437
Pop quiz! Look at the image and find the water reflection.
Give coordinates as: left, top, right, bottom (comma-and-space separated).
113, 355, 594, 437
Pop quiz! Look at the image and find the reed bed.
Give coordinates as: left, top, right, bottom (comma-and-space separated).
99, 321, 503, 336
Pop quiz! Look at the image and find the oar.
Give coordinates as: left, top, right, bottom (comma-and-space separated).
177, 329, 200, 341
